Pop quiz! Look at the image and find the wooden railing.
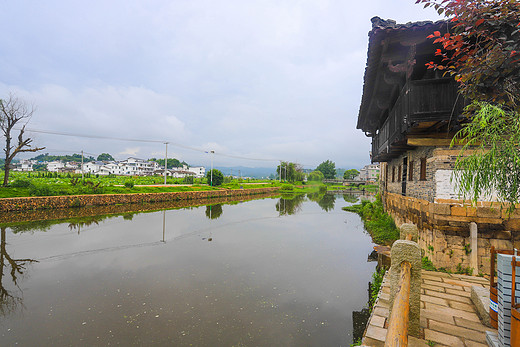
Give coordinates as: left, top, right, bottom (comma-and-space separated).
385, 261, 412, 346
385, 233, 415, 346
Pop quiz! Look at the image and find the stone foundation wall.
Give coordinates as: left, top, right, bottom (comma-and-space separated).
385, 192, 520, 274
0, 192, 278, 225
0, 187, 280, 212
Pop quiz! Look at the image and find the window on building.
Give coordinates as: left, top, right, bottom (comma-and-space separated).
392, 166, 395, 182
409, 160, 414, 181
420, 158, 427, 181
398, 165, 401, 182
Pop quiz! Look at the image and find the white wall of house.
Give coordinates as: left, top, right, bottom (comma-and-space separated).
47, 161, 65, 172
188, 166, 205, 178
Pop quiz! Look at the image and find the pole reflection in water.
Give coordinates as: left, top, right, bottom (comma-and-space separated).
162, 210, 166, 243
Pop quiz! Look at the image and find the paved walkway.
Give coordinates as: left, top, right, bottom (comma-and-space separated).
362, 270, 492, 346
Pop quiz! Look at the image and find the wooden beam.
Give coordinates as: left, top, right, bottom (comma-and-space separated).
407, 132, 454, 139
407, 138, 479, 147
407, 138, 454, 146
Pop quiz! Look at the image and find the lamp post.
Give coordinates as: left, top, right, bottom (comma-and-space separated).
164, 142, 168, 185
210, 150, 214, 186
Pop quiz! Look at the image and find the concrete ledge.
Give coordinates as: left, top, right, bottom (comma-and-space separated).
471, 285, 492, 328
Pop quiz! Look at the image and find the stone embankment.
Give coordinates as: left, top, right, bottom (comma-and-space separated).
385, 192, 520, 274
0, 187, 280, 213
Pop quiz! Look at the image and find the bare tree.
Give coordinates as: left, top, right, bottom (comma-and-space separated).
0, 93, 45, 186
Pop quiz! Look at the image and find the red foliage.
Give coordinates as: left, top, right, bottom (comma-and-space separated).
416, 0, 520, 110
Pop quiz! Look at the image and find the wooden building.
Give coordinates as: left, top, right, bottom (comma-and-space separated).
357, 17, 519, 274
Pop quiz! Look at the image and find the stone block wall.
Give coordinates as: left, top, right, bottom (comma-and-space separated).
0, 191, 279, 225
385, 147, 436, 202
385, 192, 520, 275
0, 187, 280, 212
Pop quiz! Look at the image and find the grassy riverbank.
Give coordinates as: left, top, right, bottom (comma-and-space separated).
0, 172, 278, 198
342, 196, 399, 245
0, 172, 375, 199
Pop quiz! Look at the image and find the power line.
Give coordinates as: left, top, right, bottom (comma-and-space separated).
21, 127, 318, 167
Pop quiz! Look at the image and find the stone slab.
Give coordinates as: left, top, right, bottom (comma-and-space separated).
470, 285, 491, 327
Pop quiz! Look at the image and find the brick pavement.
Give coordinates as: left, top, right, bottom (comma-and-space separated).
362, 270, 492, 346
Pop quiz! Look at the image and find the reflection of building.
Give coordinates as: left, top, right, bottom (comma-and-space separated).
357, 164, 380, 181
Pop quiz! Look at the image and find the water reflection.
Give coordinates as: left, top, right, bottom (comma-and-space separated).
205, 204, 223, 220
343, 194, 359, 204
0, 195, 376, 345
316, 194, 336, 212
275, 194, 305, 216
0, 227, 37, 315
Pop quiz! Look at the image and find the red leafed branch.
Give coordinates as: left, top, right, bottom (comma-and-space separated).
416, 0, 520, 110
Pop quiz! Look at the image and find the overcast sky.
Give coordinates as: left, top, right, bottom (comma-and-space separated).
0, 0, 441, 170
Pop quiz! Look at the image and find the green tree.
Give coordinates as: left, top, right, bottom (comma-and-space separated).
307, 170, 324, 182
97, 153, 114, 161
344, 169, 360, 180
316, 160, 336, 179
31, 153, 95, 163
1, 94, 45, 186
150, 158, 188, 168
276, 162, 304, 182
206, 169, 224, 186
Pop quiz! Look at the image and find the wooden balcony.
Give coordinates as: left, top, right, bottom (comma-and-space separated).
371, 78, 464, 162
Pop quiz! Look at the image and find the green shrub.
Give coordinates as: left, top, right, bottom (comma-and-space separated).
183, 175, 194, 184
281, 184, 294, 191
29, 184, 59, 196
10, 179, 31, 188
124, 181, 134, 188
318, 185, 327, 194
369, 267, 386, 308
342, 196, 399, 245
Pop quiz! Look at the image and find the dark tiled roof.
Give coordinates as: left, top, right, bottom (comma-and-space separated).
357, 17, 448, 133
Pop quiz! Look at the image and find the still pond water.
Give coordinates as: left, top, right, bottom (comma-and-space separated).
0, 194, 376, 346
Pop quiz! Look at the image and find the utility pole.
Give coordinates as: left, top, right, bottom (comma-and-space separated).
81, 150, 84, 180
164, 142, 168, 185
210, 150, 214, 186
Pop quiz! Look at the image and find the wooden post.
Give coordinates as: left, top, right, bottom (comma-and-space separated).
385, 261, 412, 347
388, 239, 422, 338
511, 256, 520, 347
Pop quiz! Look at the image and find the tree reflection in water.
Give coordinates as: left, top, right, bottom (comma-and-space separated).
0, 227, 37, 315
205, 204, 223, 219
317, 194, 336, 212
343, 194, 359, 204
306, 192, 336, 212
275, 194, 305, 216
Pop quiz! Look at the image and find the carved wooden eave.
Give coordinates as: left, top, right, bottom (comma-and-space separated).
357, 17, 449, 135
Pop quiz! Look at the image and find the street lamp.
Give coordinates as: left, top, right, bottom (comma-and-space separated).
210, 150, 214, 186
164, 142, 169, 185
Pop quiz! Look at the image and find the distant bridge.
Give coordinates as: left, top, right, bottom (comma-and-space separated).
322, 179, 366, 185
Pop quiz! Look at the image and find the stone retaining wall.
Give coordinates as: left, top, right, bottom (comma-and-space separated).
0, 187, 280, 212
0, 191, 278, 225
385, 192, 520, 274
